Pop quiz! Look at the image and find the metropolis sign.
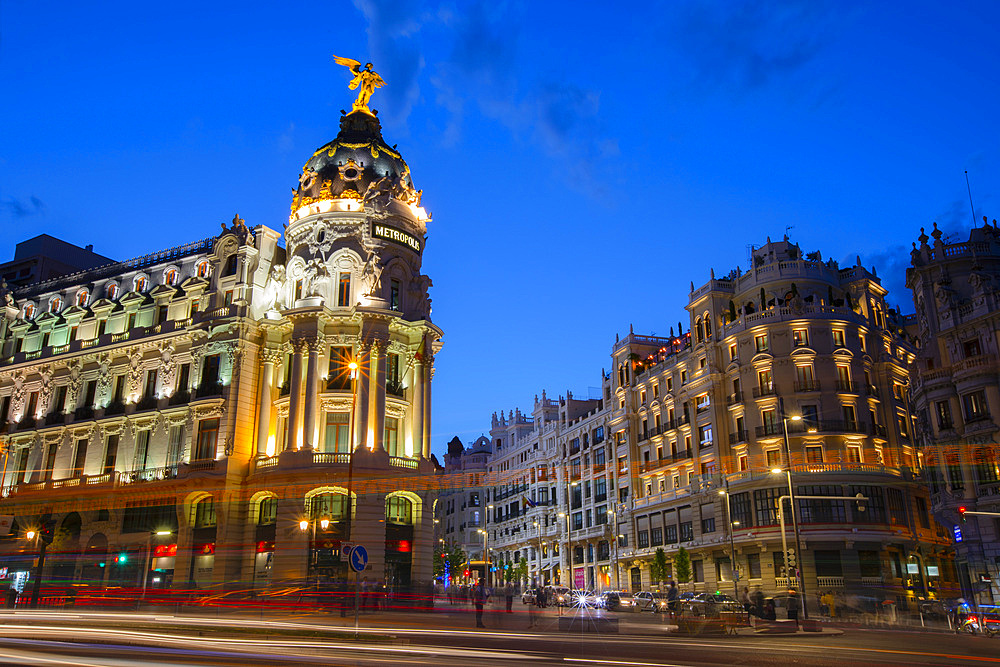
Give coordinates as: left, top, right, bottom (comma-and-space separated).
372, 222, 422, 253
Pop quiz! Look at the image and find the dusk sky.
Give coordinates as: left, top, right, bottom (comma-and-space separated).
2, 1, 999, 458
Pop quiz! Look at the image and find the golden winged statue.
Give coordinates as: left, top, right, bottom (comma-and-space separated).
333, 55, 386, 114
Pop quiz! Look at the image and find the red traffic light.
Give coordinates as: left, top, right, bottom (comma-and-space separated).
958, 506, 967, 514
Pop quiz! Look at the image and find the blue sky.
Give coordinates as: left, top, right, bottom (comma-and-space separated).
2, 1, 999, 458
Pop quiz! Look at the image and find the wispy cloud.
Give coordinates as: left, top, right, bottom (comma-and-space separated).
0, 195, 45, 218
668, 0, 841, 97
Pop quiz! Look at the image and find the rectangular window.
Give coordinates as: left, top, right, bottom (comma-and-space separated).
846, 445, 862, 463
53, 386, 68, 415
836, 364, 851, 391
195, 418, 219, 460
144, 369, 158, 400
696, 393, 710, 413
795, 365, 815, 390
650, 526, 663, 546
337, 272, 351, 307
177, 364, 190, 393
637, 530, 649, 548
167, 425, 184, 466
43, 442, 58, 481
224, 289, 234, 305
194, 499, 217, 528
201, 354, 221, 390
747, 553, 761, 579
692, 559, 704, 582
755, 334, 768, 352
390, 279, 400, 311
757, 369, 773, 393
324, 412, 350, 453
729, 343, 737, 360
963, 390, 989, 421
765, 449, 781, 467
798, 485, 847, 523
963, 338, 982, 358
134, 429, 151, 470
72, 438, 88, 477
698, 424, 713, 448
103, 435, 119, 474
384, 417, 400, 456
792, 328, 809, 347
806, 445, 824, 464
753, 487, 783, 526
833, 329, 846, 347
701, 517, 715, 533
936, 400, 953, 429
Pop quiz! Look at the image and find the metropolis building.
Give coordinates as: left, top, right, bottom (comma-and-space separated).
0, 83, 442, 594
907, 220, 1000, 605
488, 238, 958, 612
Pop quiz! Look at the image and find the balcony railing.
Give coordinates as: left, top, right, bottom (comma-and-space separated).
390, 456, 418, 469
120, 465, 178, 484
817, 576, 845, 588
726, 391, 743, 405
313, 452, 351, 465
752, 385, 777, 398
793, 381, 820, 392
728, 430, 748, 445
168, 390, 190, 406
835, 380, 859, 393
194, 382, 223, 400
385, 379, 405, 398
136, 395, 159, 412
104, 401, 126, 416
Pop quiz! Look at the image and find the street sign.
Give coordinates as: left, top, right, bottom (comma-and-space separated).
349, 545, 368, 573
953, 525, 963, 543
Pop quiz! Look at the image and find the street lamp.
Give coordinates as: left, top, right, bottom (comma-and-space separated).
718, 482, 740, 602
344, 358, 360, 544
775, 398, 809, 621
607, 508, 621, 591
559, 511, 572, 589
299, 517, 331, 588
23, 528, 47, 608
477, 528, 488, 587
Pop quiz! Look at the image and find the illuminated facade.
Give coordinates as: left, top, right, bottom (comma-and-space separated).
435, 436, 492, 580
489, 237, 957, 610
0, 105, 441, 594
907, 221, 1000, 605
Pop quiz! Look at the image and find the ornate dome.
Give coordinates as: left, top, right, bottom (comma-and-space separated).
290, 111, 425, 223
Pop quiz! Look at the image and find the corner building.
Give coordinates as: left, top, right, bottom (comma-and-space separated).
0, 106, 441, 594
907, 221, 1000, 605
488, 238, 957, 612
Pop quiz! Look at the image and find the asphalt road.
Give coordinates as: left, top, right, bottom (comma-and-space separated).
0, 608, 996, 666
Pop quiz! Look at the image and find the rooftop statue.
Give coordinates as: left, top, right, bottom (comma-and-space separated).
333, 55, 386, 114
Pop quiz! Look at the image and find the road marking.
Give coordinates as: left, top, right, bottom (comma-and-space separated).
564, 659, 690, 667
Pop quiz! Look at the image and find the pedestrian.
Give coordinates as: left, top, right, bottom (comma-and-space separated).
529, 583, 542, 628
786, 588, 800, 624
763, 598, 777, 621
740, 586, 751, 613
821, 591, 836, 619
505, 582, 514, 613
666, 580, 679, 619
473, 578, 488, 628
751, 587, 765, 618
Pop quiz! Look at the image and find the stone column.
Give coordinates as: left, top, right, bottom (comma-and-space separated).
422, 351, 433, 459
372, 342, 386, 452
303, 338, 322, 451
257, 350, 278, 456
285, 340, 305, 451
410, 356, 423, 459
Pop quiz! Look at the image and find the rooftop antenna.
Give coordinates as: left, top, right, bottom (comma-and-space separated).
965, 171, 977, 227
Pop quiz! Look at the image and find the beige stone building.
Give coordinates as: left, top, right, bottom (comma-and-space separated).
0, 104, 441, 597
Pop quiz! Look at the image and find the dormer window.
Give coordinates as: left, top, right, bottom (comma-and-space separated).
196, 261, 211, 278
22, 304, 35, 320
107, 283, 120, 300
134, 276, 148, 293
76, 290, 89, 307
49, 297, 62, 313
164, 269, 179, 286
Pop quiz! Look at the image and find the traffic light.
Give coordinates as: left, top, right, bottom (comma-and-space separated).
959, 506, 967, 523
855, 493, 866, 513
786, 548, 796, 570
116, 553, 128, 564
463, 569, 470, 578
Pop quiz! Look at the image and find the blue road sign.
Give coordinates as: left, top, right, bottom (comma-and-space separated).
350, 545, 368, 573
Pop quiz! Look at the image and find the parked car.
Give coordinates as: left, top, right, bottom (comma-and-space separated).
549, 585, 571, 606
686, 593, 742, 617
522, 588, 538, 604
599, 590, 631, 611
632, 591, 670, 613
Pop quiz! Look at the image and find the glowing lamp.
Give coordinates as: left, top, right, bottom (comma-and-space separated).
320, 518, 330, 530
299, 520, 309, 532
25, 531, 36, 540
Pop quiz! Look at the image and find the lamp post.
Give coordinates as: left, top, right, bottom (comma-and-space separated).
559, 511, 572, 589
606, 507, 621, 591
718, 479, 740, 602
344, 359, 359, 544
299, 516, 331, 587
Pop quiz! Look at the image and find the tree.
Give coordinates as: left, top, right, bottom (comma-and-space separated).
674, 547, 692, 590
517, 556, 529, 586
434, 540, 466, 580
650, 548, 669, 590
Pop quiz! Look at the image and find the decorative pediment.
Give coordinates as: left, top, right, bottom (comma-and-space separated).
60, 305, 89, 319
119, 291, 144, 308
34, 311, 61, 327
789, 347, 816, 357
750, 352, 774, 364
179, 276, 210, 294
149, 284, 178, 300
832, 347, 853, 358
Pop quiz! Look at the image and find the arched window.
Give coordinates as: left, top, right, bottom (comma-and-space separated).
704, 314, 712, 339
191, 497, 216, 528
106, 283, 120, 300
196, 261, 210, 278
76, 290, 89, 307
257, 496, 278, 525
695, 317, 703, 342
134, 276, 148, 293
49, 297, 62, 313
223, 255, 238, 277
22, 304, 35, 320
308, 492, 349, 521
164, 269, 179, 286
386, 495, 413, 525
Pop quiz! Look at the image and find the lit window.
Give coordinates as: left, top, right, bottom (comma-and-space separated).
806, 446, 824, 464
107, 283, 120, 300
754, 334, 769, 352
833, 329, 846, 347
729, 343, 737, 360
164, 269, 179, 286
76, 290, 89, 307
22, 304, 35, 320
792, 328, 809, 347
196, 261, 210, 278
49, 297, 62, 313
134, 276, 148, 292
846, 446, 862, 463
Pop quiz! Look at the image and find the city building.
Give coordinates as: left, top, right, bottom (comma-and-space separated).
0, 91, 442, 596
488, 237, 958, 612
907, 219, 1000, 605
0, 235, 113, 290
435, 435, 491, 583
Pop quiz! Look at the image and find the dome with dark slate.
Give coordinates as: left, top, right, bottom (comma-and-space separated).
290, 111, 424, 222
